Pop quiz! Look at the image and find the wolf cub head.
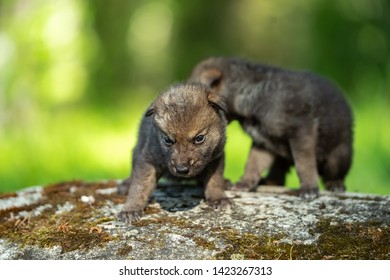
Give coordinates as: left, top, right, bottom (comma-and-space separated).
146, 83, 227, 178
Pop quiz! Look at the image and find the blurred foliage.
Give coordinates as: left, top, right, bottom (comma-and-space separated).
0, 0, 389, 194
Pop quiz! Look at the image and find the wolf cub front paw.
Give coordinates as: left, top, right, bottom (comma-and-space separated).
206, 197, 233, 210
118, 209, 144, 224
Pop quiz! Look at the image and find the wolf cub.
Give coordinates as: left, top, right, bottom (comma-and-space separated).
189, 57, 353, 198
118, 83, 230, 223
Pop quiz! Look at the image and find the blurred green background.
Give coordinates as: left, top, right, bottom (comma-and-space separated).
0, 0, 389, 194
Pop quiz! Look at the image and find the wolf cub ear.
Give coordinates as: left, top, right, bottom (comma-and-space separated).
145, 104, 155, 117
201, 68, 222, 88
207, 91, 227, 113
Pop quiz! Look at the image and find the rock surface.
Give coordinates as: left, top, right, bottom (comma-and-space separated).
0, 180, 389, 260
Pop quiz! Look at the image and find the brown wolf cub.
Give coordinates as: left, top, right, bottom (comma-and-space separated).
118, 83, 230, 223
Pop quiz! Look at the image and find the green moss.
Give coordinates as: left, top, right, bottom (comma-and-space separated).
315, 218, 390, 259
214, 219, 390, 260
144, 206, 161, 215
117, 244, 133, 256
2, 205, 114, 253
213, 229, 296, 260
94, 216, 115, 224
0, 180, 121, 253
191, 236, 216, 250
18, 224, 111, 253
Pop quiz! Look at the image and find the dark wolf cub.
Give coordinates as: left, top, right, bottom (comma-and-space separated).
189, 57, 353, 198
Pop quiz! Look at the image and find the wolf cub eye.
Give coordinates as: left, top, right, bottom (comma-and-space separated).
194, 134, 205, 144
163, 136, 174, 146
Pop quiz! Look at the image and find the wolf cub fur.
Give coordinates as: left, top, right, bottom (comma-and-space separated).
189, 57, 353, 198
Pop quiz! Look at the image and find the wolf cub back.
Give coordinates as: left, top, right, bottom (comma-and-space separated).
118, 83, 230, 223
189, 57, 353, 198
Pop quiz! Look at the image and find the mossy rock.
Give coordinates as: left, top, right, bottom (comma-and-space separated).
0, 181, 389, 259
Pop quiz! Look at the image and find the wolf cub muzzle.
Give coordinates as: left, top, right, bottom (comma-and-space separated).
118, 83, 231, 223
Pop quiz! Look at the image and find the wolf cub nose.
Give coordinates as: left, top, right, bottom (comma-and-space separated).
175, 165, 190, 175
